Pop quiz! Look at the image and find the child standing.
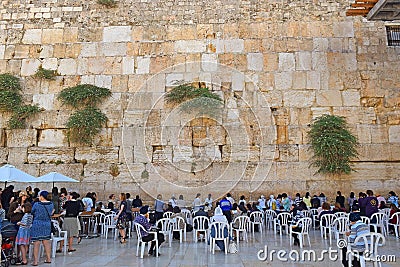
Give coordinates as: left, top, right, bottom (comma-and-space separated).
15, 203, 33, 265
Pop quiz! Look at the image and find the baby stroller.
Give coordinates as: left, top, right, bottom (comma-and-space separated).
1, 220, 19, 267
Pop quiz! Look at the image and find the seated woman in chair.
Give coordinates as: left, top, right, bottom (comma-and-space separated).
133, 206, 165, 257
209, 207, 230, 251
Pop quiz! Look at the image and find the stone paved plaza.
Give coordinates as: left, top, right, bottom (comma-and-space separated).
39, 227, 400, 267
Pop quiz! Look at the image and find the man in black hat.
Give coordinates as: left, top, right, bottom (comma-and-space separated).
133, 205, 165, 257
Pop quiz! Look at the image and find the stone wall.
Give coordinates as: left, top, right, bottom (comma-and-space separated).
0, 0, 399, 203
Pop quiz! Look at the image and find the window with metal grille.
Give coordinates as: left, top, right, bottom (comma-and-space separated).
386, 25, 400, 46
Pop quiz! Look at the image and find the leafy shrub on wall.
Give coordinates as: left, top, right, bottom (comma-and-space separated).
58, 84, 111, 145
308, 114, 359, 175
0, 74, 42, 129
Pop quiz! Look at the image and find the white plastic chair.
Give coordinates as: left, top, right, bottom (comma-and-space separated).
134, 223, 159, 258
163, 211, 174, 218
320, 214, 336, 244
335, 212, 348, 218
289, 217, 312, 248
310, 208, 318, 228
264, 210, 277, 229
370, 213, 388, 237
348, 232, 385, 267
181, 210, 193, 225
331, 217, 349, 240
273, 212, 292, 236
209, 221, 229, 254
250, 211, 264, 236
230, 216, 249, 245
387, 212, 400, 238
360, 216, 371, 227
51, 220, 67, 258
192, 216, 209, 243
103, 214, 118, 240
156, 218, 171, 247
93, 212, 105, 235
169, 216, 186, 246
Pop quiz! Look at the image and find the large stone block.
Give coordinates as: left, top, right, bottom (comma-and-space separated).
274, 72, 293, 90
201, 54, 218, 72
247, 53, 263, 71
32, 94, 54, 110
27, 147, 75, 164
316, 90, 342, 106
75, 147, 120, 163
6, 129, 36, 147
37, 129, 67, 147
295, 51, 312, 71
389, 125, 400, 143
103, 26, 131, 42
136, 57, 150, 74
283, 91, 315, 107
278, 53, 295, 71
174, 40, 206, 53
42, 29, 64, 44
21, 59, 40, 76
58, 58, 77, 75
22, 29, 42, 44
101, 42, 127, 56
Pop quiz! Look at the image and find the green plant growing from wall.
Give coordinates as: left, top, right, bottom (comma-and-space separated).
165, 83, 223, 116
34, 66, 57, 80
308, 114, 359, 175
0, 74, 42, 129
58, 84, 111, 145
97, 0, 117, 8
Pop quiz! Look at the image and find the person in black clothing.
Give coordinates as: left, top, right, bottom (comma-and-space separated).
311, 195, 320, 208
336, 191, 345, 208
132, 195, 143, 208
60, 192, 81, 252
1, 185, 14, 213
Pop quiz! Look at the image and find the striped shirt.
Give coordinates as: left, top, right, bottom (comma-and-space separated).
349, 221, 370, 251
20, 213, 33, 229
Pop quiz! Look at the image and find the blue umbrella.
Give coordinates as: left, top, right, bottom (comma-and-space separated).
36, 172, 79, 188
0, 164, 37, 186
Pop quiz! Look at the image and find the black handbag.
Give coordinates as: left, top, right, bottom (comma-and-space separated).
43, 202, 57, 235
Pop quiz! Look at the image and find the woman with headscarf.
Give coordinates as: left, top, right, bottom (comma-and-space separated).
58, 192, 80, 253
210, 207, 229, 251
30, 191, 54, 265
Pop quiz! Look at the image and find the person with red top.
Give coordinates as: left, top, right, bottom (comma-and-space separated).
388, 203, 399, 235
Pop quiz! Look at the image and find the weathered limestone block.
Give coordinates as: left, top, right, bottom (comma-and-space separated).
39, 45, 54, 58
32, 94, 54, 110
6, 129, 36, 147
80, 43, 97, 57
222, 145, 260, 162
0, 45, 5, 59
316, 90, 342, 106
333, 21, 354, 38
389, 125, 400, 143
342, 90, 360, 106
172, 146, 193, 162
58, 58, 77, 75
306, 71, 320, 90
274, 72, 293, 90
312, 52, 327, 71
21, 59, 40, 76
201, 54, 218, 72
152, 145, 173, 163
63, 27, 78, 43
247, 53, 263, 71
175, 40, 206, 53
0, 147, 8, 163
278, 53, 295, 71
283, 91, 314, 107
22, 29, 42, 44
37, 129, 67, 147
223, 39, 244, 53
42, 58, 58, 70
122, 57, 134, 75
75, 147, 119, 163
357, 144, 390, 162
136, 57, 150, 74
88, 58, 106, 74
27, 147, 75, 164
42, 29, 63, 44
14, 45, 30, 58
277, 144, 299, 162
8, 147, 27, 164
101, 42, 127, 56
103, 26, 131, 42
295, 51, 312, 71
